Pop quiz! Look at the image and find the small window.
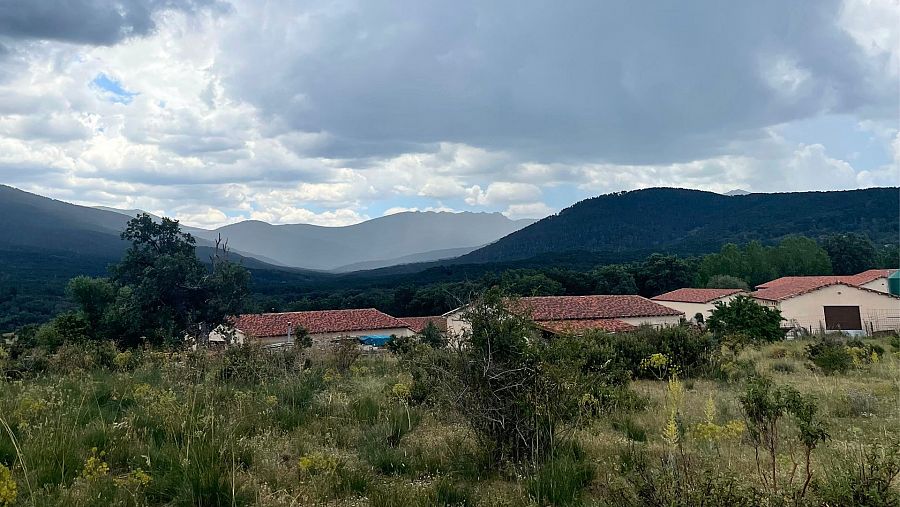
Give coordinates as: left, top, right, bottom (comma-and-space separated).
824, 306, 862, 331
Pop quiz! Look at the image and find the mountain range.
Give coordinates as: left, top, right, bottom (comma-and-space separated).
1, 184, 897, 331
0, 185, 534, 271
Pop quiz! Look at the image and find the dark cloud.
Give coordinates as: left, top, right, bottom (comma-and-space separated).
0, 0, 229, 45
221, 0, 895, 165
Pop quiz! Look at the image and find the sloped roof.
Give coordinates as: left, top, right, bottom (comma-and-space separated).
843, 269, 896, 285
652, 288, 744, 303
233, 309, 411, 337
513, 295, 683, 320
751, 280, 899, 302
756, 269, 897, 290
536, 318, 637, 335
400, 316, 448, 333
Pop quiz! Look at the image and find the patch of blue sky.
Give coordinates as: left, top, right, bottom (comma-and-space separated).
91, 73, 138, 104
776, 114, 892, 171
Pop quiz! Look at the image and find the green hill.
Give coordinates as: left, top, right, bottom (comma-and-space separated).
459, 187, 899, 264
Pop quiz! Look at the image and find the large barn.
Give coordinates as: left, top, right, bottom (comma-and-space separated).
750, 277, 900, 334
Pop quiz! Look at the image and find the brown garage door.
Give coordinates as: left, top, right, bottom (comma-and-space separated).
824, 306, 862, 330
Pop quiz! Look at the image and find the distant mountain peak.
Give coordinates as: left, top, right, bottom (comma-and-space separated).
724, 189, 751, 196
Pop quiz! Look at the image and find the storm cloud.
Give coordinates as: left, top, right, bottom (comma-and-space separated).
0, 0, 895, 226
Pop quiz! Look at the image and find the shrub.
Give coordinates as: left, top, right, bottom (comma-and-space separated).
740, 376, 828, 500
806, 338, 856, 375
331, 340, 361, 373
707, 295, 784, 343
815, 442, 900, 506
590, 325, 718, 379
413, 289, 626, 464
0, 463, 15, 507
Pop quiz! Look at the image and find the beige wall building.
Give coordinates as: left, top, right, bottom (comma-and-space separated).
651, 288, 745, 321
751, 279, 900, 334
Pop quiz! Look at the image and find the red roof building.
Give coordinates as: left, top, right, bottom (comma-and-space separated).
400, 316, 448, 334
230, 308, 414, 344
652, 288, 745, 303
511, 295, 683, 335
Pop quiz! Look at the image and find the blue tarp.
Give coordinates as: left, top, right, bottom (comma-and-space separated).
358, 335, 392, 347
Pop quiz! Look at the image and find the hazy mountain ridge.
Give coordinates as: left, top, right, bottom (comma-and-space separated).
185, 212, 536, 270
3, 185, 535, 271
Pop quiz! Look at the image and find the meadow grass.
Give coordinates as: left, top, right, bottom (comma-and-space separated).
0, 337, 898, 506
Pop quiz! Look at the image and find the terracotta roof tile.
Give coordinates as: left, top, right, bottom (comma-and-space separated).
751, 280, 900, 302
233, 309, 410, 338
652, 288, 745, 303
536, 319, 637, 334
513, 295, 683, 320
399, 316, 448, 334
756, 270, 897, 290
842, 269, 896, 285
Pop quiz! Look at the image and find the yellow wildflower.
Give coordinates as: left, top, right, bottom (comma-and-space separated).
0, 464, 15, 507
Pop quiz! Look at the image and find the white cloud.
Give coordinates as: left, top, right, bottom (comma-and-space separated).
503, 202, 554, 220
0, 0, 894, 229
465, 182, 542, 206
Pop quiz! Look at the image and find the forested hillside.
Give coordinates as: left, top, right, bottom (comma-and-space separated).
460, 187, 899, 263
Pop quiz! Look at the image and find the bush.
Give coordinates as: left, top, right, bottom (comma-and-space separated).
815, 442, 900, 506
770, 360, 795, 374
805, 337, 879, 375
707, 295, 784, 343
411, 290, 626, 464
589, 325, 719, 379
49, 341, 118, 373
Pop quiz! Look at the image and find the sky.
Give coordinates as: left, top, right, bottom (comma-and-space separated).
0, 0, 897, 228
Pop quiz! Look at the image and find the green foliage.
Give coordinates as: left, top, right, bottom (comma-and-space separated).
705, 274, 749, 290
293, 325, 313, 349
806, 338, 853, 375
823, 233, 878, 275
739, 376, 828, 500
419, 321, 447, 349
815, 442, 900, 506
590, 325, 719, 380
707, 295, 784, 343
806, 337, 880, 375
592, 265, 639, 294
632, 254, 698, 296
34, 214, 251, 348
699, 237, 832, 288
526, 444, 594, 506
412, 289, 625, 464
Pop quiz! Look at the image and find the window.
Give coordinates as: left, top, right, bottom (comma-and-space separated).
824, 306, 862, 331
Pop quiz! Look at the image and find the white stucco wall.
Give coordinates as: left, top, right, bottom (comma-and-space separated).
653, 294, 739, 321
755, 285, 900, 333
445, 308, 471, 337
619, 314, 683, 329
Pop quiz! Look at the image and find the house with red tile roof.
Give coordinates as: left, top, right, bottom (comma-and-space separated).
750, 273, 900, 334
444, 295, 683, 337
651, 288, 745, 321
216, 308, 415, 347
399, 316, 448, 334
757, 269, 897, 294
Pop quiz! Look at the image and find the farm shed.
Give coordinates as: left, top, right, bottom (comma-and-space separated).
651, 288, 745, 321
